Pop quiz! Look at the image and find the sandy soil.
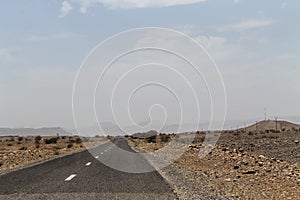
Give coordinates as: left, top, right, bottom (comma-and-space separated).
0, 136, 108, 173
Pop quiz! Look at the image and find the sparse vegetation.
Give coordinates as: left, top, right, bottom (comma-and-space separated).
67, 143, 73, 148
146, 135, 157, 143
35, 135, 42, 144
233, 132, 240, 136
133, 130, 158, 139
255, 135, 279, 139
44, 137, 58, 144
19, 146, 27, 150
75, 137, 82, 144
68, 138, 75, 143
81, 137, 89, 143
52, 146, 61, 150
1, 135, 107, 171
53, 150, 59, 155
160, 134, 171, 143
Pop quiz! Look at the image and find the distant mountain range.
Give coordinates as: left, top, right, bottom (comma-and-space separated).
1, 120, 299, 136
74, 121, 210, 136
0, 127, 72, 136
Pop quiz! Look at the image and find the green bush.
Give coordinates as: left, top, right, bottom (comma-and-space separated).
52, 146, 61, 150
67, 143, 73, 148
81, 137, 89, 142
146, 135, 157, 143
255, 135, 278, 139
19, 146, 27, 150
75, 138, 82, 144
54, 150, 59, 155
35, 136, 42, 144
68, 138, 75, 143
161, 134, 171, 143
44, 137, 58, 144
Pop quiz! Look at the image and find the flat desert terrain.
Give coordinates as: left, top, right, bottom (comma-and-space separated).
0, 135, 107, 173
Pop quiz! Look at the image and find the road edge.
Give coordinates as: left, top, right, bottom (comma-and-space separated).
127, 141, 180, 199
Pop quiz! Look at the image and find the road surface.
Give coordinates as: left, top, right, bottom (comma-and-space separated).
0, 138, 176, 200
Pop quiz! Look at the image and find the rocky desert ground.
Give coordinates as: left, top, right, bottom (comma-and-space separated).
0, 135, 107, 173
127, 120, 300, 199
1, 120, 299, 199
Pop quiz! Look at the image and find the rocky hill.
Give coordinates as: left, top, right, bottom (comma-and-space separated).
245, 120, 300, 132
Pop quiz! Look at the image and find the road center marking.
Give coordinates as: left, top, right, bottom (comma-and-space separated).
95, 156, 99, 159
65, 174, 76, 181
86, 162, 92, 166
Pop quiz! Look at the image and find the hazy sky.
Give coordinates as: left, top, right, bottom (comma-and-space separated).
1, 0, 300, 129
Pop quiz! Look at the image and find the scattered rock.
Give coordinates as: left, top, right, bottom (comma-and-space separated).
258, 162, 264, 166
242, 170, 257, 175
234, 165, 240, 169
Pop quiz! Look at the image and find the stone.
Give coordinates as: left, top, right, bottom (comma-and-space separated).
242, 170, 256, 175
234, 165, 240, 169
259, 155, 266, 159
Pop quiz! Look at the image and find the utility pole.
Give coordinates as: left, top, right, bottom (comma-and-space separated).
275, 117, 278, 133
256, 121, 258, 132
264, 107, 267, 121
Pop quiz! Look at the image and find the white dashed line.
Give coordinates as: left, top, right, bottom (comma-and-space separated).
86, 162, 92, 166
95, 156, 99, 159
65, 174, 76, 181
101, 152, 103, 154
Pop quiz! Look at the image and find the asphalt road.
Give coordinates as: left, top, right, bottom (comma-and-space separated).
0, 138, 176, 200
